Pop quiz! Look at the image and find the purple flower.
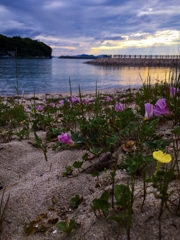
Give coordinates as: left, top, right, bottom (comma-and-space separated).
57, 133, 74, 146
84, 99, 90, 104
154, 98, 170, 116
59, 100, 64, 106
67, 97, 80, 107
107, 96, 113, 101
71, 97, 80, 103
115, 102, 124, 112
170, 87, 179, 97
24, 106, 31, 112
43, 99, 46, 103
37, 105, 43, 112
50, 102, 55, 107
144, 103, 154, 119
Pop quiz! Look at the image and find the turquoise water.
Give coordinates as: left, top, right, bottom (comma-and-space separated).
0, 58, 178, 95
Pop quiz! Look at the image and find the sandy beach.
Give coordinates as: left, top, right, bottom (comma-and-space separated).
1, 88, 180, 240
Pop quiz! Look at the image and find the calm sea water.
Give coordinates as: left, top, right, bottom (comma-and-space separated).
0, 58, 178, 96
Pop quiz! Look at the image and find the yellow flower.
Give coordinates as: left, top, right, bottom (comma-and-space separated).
153, 150, 172, 163
153, 150, 172, 176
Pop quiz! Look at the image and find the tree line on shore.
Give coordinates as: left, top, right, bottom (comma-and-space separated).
0, 34, 52, 58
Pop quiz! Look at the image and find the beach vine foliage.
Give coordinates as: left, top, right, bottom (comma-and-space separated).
0, 73, 180, 238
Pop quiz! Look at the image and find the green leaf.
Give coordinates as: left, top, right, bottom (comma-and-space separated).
145, 140, 170, 150
127, 164, 138, 174
106, 136, 119, 145
100, 191, 110, 201
149, 118, 159, 126
143, 155, 154, 163
57, 220, 76, 234
57, 222, 67, 232
91, 191, 110, 213
91, 170, 100, 177
66, 166, 72, 172
114, 184, 131, 209
82, 153, 89, 161
172, 127, 180, 135
62, 166, 72, 177
68, 220, 76, 231
90, 148, 101, 155
145, 141, 157, 149
69, 195, 83, 208
71, 131, 86, 144
92, 199, 110, 212
73, 161, 83, 169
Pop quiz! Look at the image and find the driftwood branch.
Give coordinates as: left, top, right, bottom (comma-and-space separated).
84, 152, 113, 174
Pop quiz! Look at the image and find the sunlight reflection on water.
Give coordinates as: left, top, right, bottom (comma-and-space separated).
0, 58, 179, 95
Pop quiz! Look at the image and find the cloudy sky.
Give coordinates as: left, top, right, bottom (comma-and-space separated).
0, 0, 180, 56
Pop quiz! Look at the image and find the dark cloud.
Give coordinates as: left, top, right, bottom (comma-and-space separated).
0, 0, 179, 55
100, 36, 125, 43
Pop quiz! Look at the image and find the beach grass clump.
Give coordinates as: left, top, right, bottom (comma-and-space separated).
0, 74, 180, 238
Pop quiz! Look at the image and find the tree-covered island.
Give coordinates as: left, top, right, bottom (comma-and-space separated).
0, 34, 52, 58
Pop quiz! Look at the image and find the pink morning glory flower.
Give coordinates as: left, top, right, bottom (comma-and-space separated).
154, 98, 170, 116
84, 99, 90, 104
107, 96, 113, 101
37, 105, 43, 111
71, 97, 80, 103
59, 100, 64, 106
50, 102, 55, 107
24, 106, 31, 112
144, 103, 154, 119
57, 133, 74, 146
170, 87, 179, 97
115, 102, 124, 112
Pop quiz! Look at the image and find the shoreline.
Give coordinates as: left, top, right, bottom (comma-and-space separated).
0, 87, 139, 99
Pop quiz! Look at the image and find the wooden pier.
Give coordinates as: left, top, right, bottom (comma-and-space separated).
85, 55, 180, 67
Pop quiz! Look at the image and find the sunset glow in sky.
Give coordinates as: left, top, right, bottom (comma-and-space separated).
0, 0, 180, 56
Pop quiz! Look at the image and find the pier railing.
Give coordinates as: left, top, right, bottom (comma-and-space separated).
109, 55, 180, 59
